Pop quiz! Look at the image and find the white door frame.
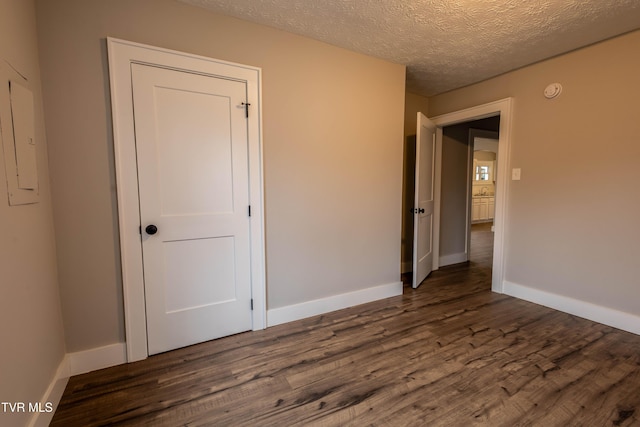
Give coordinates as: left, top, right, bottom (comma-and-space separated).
107, 38, 266, 362
430, 98, 513, 293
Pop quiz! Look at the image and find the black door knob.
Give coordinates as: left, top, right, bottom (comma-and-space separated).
145, 224, 158, 235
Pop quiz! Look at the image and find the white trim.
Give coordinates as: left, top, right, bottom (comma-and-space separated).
503, 281, 640, 336
430, 98, 513, 294
267, 282, 403, 327
28, 356, 69, 427
67, 343, 127, 376
439, 252, 468, 267
30, 344, 127, 425
107, 37, 266, 362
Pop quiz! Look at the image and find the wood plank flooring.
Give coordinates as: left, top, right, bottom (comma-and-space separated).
52, 224, 640, 426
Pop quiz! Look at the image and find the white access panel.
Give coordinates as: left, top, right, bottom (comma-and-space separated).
9, 81, 37, 190
0, 62, 39, 205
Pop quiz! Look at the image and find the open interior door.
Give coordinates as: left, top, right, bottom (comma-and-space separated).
412, 112, 437, 288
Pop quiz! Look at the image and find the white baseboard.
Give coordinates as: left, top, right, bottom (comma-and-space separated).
267, 281, 403, 327
503, 281, 640, 336
28, 355, 70, 427
28, 344, 126, 425
439, 252, 468, 267
67, 342, 127, 376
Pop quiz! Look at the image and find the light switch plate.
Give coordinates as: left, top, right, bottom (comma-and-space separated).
512, 168, 521, 180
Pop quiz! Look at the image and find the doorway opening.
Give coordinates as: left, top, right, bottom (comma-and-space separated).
402, 98, 513, 293
469, 129, 499, 248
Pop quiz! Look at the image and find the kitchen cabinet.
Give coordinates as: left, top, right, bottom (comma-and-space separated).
472, 196, 494, 222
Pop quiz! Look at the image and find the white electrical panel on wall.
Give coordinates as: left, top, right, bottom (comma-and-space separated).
10, 81, 38, 190
0, 60, 39, 205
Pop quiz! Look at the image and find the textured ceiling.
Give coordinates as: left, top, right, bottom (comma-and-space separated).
178, 0, 640, 96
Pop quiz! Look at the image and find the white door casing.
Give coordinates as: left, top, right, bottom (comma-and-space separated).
412, 112, 437, 288
132, 64, 252, 355
431, 98, 513, 293
108, 38, 266, 362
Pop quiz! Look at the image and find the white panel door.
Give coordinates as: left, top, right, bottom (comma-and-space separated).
412, 112, 437, 289
132, 63, 252, 355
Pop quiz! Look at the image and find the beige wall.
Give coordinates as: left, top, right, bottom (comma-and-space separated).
35, 0, 406, 352
430, 30, 640, 315
474, 151, 496, 161
0, 0, 66, 424
404, 92, 429, 138
440, 124, 471, 257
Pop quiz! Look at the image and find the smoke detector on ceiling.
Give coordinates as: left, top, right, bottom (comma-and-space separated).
544, 83, 563, 99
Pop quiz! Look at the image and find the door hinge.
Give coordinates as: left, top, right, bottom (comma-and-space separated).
248, 205, 252, 217
241, 102, 251, 118
250, 299, 254, 310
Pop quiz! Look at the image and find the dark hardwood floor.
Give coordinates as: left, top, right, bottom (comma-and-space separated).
52, 223, 640, 426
